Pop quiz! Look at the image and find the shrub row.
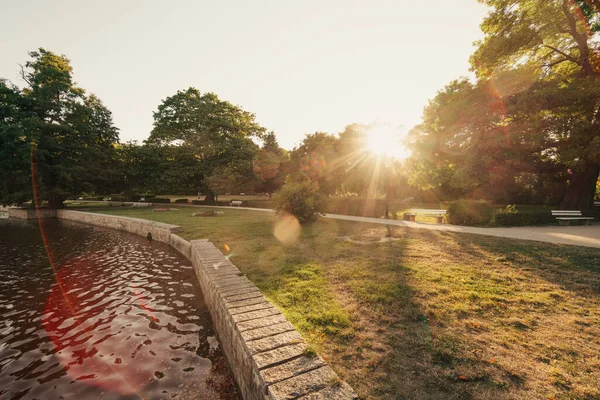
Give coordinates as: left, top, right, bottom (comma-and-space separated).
445, 201, 559, 226
82, 196, 104, 201
191, 200, 230, 206
323, 198, 388, 217
494, 211, 556, 226
109, 194, 158, 202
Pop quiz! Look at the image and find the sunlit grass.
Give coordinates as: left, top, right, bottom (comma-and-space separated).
86, 206, 600, 399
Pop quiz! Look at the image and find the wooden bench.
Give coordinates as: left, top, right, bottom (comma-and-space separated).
230, 200, 242, 207
404, 209, 447, 223
551, 210, 594, 226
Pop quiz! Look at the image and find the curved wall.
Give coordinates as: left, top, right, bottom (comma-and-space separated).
56, 210, 357, 400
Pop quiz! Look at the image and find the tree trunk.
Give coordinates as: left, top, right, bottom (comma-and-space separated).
559, 163, 599, 211
47, 194, 65, 209
203, 190, 216, 204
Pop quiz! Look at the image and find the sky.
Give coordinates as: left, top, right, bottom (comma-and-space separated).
1, 1, 488, 151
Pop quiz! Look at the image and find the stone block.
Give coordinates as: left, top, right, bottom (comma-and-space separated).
231, 308, 281, 324
253, 343, 308, 370
261, 355, 326, 386
267, 366, 337, 399
236, 313, 288, 332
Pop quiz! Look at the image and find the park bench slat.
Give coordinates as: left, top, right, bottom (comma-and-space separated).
551, 210, 594, 225
410, 209, 446, 214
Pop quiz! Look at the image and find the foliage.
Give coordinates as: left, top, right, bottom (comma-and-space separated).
323, 197, 388, 218
147, 88, 264, 201
410, 0, 600, 210
0, 49, 119, 208
494, 208, 556, 226
204, 165, 248, 201
253, 131, 288, 196
273, 176, 325, 223
446, 200, 495, 226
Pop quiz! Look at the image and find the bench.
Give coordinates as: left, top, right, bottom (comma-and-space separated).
404, 209, 447, 223
595, 201, 600, 207
551, 210, 594, 226
132, 202, 152, 208
230, 201, 242, 207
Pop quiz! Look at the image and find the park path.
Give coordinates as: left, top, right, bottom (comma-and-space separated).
189, 205, 600, 249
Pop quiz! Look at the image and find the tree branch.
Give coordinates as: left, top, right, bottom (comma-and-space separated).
543, 58, 570, 68
542, 44, 580, 65
561, 0, 597, 76
18, 64, 32, 86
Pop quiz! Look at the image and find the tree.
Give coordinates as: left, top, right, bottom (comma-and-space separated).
115, 142, 202, 195
253, 131, 288, 197
0, 80, 35, 206
469, 0, 600, 209
288, 132, 340, 195
204, 166, 247, 202
147, 88, 264, 202
0, 49, 120, 208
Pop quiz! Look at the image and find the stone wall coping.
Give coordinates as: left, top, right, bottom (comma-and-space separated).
55, 209, 357, 400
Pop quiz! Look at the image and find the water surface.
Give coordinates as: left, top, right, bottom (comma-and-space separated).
0, 218, 239, 400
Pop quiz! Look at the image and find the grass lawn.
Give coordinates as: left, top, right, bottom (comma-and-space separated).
82, 206, 600, 400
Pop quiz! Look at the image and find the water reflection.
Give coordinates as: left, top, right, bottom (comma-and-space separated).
0, 218, 239, 400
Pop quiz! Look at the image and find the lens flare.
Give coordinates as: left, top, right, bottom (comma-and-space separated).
273, 213, 301, 245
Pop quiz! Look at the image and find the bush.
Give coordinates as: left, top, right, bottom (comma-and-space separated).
151, 198, 170, 204
273, 178, 324, 224
494, 206, 555, 226
446, 199, 494, 226
174, 198, 189, 203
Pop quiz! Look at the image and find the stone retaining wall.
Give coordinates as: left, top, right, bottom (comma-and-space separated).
56, 210, 180, 243
8, 208, 57, 219
55, 210, 357, 399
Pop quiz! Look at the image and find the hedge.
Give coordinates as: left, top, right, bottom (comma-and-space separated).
174, 198, 189, 203
82, 196, 104, 201
446, 200, 495, 226
494, 211, 556, 226
323, 198, 388, 218
151, 198, 170, 204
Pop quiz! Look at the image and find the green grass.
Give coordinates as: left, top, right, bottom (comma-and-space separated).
85, 206, 600, 400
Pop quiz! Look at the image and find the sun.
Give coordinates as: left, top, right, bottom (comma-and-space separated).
366, 125, 411, 159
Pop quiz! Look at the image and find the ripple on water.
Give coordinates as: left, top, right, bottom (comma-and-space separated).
0, 218, 239, 400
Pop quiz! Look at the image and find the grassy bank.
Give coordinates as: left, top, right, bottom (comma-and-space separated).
83, 206, 600, 399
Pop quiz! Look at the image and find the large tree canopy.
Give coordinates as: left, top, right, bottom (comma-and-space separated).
410, 0, 600, 209
147, 88, 264, 201
0, 49, 119, 208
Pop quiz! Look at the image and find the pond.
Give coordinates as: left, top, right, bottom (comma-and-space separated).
0, 218, 239, 400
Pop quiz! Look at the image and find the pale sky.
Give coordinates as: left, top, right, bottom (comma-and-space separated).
1, 1, 488, 150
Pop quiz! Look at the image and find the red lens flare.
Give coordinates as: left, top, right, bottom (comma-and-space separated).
31, 143, 147, 397
42, 257, 155, 396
